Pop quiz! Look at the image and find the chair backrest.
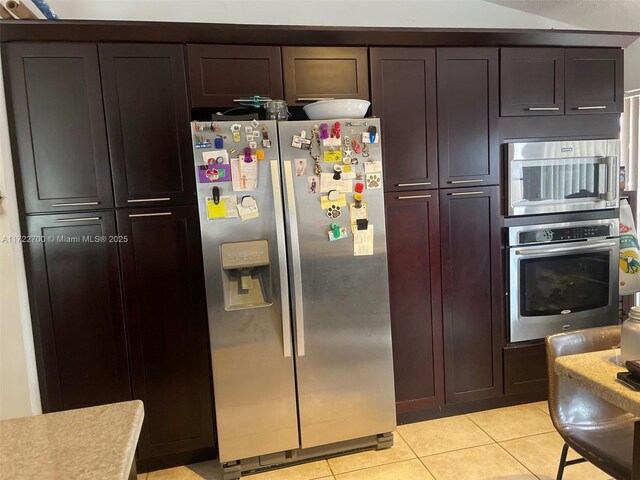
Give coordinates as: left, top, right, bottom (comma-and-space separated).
546, 326, 624, 429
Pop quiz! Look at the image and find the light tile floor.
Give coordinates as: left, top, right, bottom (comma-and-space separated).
138, 402, 613, 480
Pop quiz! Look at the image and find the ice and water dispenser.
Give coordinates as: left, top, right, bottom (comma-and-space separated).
220, 240, 272, 310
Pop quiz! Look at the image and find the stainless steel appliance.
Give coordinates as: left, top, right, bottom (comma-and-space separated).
508, 218, 620, 342
507, 139, 620, 216
191, 119, 395, 479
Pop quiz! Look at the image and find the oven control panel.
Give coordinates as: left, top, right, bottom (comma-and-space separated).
509, 219, 619, 246
520, 225, 611, 244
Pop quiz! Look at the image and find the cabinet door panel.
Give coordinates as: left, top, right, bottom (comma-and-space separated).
371, 48, 438, 191
100, 44, 195, 207
385, 192, 444, 413
282, 47, 369, 105
25, 212, 130, 412
440, 187, 503, 404
187, 44, 283, 108
500, 48, 564, 116
437, 48, 499, 187
117, 207, 214, 461
6, 43, 113, 213
565, 48, 623, 114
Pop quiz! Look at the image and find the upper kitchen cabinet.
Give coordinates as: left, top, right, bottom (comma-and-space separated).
436, 48, 499, 188
565, 48, 623, 114
187, 44, 283, 108
371, 48, 438, 191
99, 44, 195, 208
117, 206, 214, 468
500, 48, 564, 116
282, 47, 369, 106
5, 43, 114, 214
25, 212, 130, 413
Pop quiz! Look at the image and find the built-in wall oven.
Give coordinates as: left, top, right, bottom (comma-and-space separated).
508, 218, 620, 342
508, 139, 620, 216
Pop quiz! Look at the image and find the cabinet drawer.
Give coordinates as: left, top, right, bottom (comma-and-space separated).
283, 46, 369, 106
504, 343, 548, 396
187, 44, 283, 108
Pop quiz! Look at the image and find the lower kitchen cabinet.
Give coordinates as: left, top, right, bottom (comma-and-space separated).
25, 212, 131, 413
385, 192, 444, 413
440, 187, 503, 404
117, 206, 215, 470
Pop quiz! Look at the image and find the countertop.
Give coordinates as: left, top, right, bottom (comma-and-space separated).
0, 400, 144, 480
555, 349, 640, 418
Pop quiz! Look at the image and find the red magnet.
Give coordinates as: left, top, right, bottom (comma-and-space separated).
355, 182, 364, 193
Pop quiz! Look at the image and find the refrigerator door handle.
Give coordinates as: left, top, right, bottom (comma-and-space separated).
283, 160, 305, 357
271, 160, 293, 358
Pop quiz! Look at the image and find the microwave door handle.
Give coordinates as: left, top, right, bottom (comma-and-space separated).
271, 160, 292, 358
515, 240, 618, 256
600, 156, 616, 201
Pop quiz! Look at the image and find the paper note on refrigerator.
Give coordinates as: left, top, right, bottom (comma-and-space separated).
231, 157, 258, 191
206, 195, 238, 220
353, 225, 374, 256
320, 173, 352, 193
349, 202, 368, 230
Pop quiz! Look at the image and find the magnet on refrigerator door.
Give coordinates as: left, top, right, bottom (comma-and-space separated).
237, 195, 260, 221
365, 173, 382, 189
198, 164, 232, 183
295, 158, 307, 176
328, 223, 348, 241
307, 176, 319, 194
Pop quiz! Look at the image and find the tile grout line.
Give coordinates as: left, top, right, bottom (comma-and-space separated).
464, 413, 502, 443
495, 440, 540, 479
394, 428, 421, 459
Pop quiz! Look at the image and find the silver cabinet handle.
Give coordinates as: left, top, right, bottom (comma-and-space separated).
128, 212, 172, 218
449, 179, 483, 184
448, 191, 484, 196
55, 216, 101, 223
127, 198, 171, 203
397, 194, 432, 199
283, 161, 305, 357
577, 106, 607, 110
525, 107, 560, 111
297, 97, 335, 102
397, 182, 431, 187
51, 201, 99, 207
515, 240, 617, 256
271, 160, 292, 358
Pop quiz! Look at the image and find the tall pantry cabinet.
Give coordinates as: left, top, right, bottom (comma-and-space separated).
5, 42, 215, 472
371, 47, 503, 415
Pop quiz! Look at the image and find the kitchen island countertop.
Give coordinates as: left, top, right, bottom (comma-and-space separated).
0, 400, 144, 480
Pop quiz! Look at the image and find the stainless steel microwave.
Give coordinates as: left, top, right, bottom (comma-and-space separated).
507, 139, 620, 216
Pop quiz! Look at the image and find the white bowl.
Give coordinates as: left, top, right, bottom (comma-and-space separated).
302, 99, 371, 120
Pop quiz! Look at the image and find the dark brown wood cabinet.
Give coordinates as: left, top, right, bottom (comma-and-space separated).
500, 48, 564, 116
282, 47, 369, 106
116, 207, 214, 469
503, 343, 548, 396
371, 48, 438, 191
440, 186, 503, 404
25, 212, 130, 413
99, 44, 195, 208
385, 191, 444, 413
437, 48, 499, 188
6, 43, 114, 214
565, 48, 623, 114
186, 44, 283, 108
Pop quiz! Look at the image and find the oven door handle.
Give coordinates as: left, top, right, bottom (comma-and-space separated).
515, 240, 618, 256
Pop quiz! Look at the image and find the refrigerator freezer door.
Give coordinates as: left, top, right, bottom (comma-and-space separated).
278, 119, 396, 449
192, 120, 299, 462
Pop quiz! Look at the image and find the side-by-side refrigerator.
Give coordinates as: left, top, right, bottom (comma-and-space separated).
191, 119, 395, 479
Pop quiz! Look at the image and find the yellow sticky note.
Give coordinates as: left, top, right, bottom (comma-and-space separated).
207, 198, 227, 219
323, 149, 342, 163
320, 193, 346, 209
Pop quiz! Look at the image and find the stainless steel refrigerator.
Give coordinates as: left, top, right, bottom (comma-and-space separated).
190, 118, 395, 478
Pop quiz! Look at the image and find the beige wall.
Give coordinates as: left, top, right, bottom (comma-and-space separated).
0, 55, 41, 420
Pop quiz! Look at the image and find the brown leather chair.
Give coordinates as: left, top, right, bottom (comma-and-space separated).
546, 326, 636, 480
